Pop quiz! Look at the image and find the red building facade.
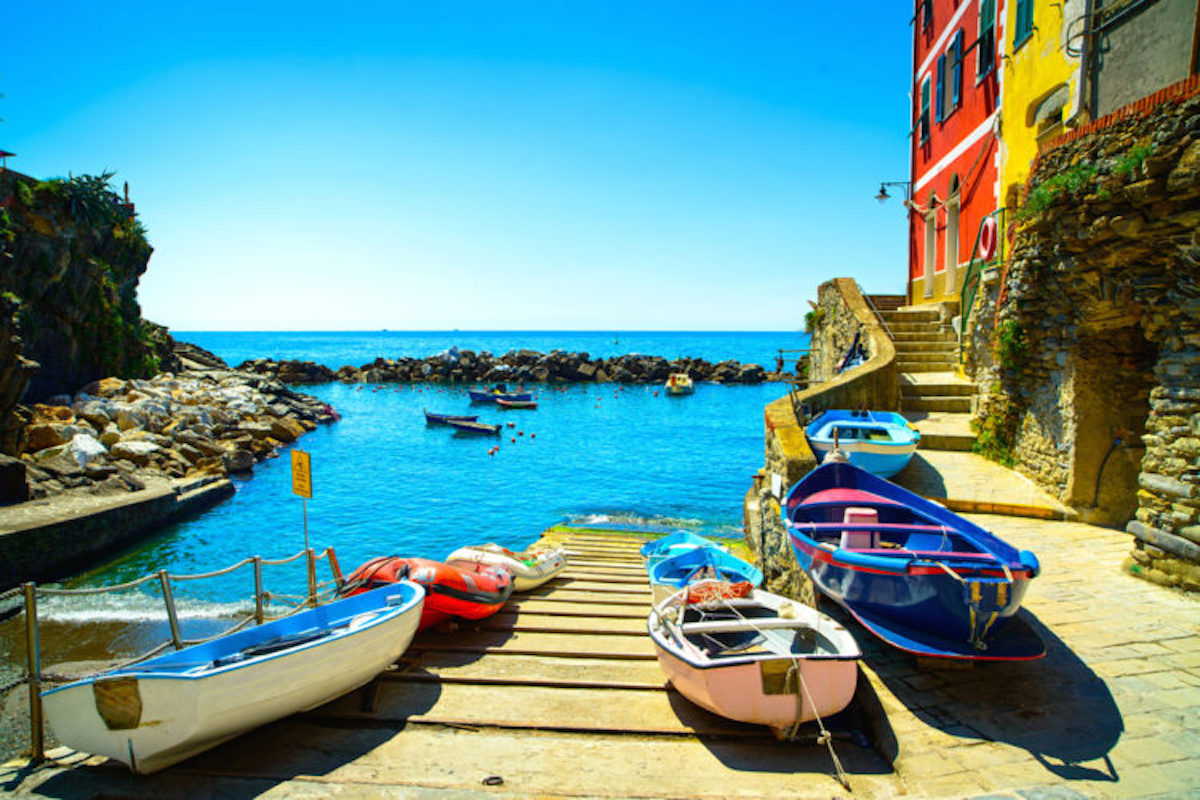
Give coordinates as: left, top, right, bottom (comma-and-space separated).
908, 0, 1002, 306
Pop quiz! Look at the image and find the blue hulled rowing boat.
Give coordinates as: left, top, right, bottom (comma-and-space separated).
781, 461, 1043, 660
648, 546, 763, 604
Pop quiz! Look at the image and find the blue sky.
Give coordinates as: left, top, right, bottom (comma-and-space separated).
2, 2, 913, 331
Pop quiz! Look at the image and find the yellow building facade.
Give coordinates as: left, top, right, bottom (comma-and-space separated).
999, 0, 1087, 207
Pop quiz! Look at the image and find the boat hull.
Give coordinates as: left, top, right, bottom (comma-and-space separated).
640, 532, 729, 573
648, 547, 763, 605
782, 461, 1043, 660
648, 585, 859, 729
805, 410, 919, 478
41, 583, 424, 774
342, 557, 514, 630
446, 544, 567, 592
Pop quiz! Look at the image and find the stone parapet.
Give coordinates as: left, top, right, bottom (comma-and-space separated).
792, 278, 899, 417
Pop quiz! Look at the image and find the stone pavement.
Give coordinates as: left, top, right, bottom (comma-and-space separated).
894, 450, 1075, 519
858, 512, 1200, 799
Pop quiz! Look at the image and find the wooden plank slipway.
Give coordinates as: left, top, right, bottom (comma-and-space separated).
19, 529, 898, 799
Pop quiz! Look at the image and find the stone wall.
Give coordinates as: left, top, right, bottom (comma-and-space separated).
968, 90, 1200, 588
793, 278, 899, 416
743, 395, 818, 604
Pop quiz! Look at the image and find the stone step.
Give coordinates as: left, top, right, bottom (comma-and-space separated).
879, 308, 940, 323
904, 411, 977, 452
867, 295, 907, 312
885, 321, 951, 334
902, 395, 973, 413
897, 352, 959, 364
900, 377, 976, 397
892, 341, 959, 355
891, 330, 958, 344
898, 361, 961, 373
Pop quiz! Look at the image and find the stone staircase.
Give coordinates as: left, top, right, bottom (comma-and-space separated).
868, 298, 978, 452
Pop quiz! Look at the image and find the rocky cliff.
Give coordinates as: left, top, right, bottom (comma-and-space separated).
0, 170, 176, 455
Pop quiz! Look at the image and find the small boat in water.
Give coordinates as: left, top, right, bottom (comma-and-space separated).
805, 410, 920, 478
496, 397, 537, 410
648, 546, 763, 604
648, 579, 860, 732
424, 410, 479, 425
640, 531, 729, 573
447, 418, 502, 435
469, 385, 534, 404
41, 582, 425, 774
782, 460, 1043, 660
446, 543, 568, 591
665, 373, 694, 396
340, 556, 514, 630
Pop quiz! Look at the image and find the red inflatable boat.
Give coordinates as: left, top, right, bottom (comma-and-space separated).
340, 556, 514, 631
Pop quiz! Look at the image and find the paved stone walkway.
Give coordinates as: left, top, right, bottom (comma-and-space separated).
860, 513, 1200, 799
895, 450, 1075, 519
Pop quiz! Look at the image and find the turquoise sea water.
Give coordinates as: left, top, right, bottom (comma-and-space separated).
51, 331, 806, 623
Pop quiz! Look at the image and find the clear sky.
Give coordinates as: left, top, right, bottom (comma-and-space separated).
2, 2, 913, 332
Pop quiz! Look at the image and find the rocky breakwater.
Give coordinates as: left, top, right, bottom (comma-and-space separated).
10, 371, 336, 501
238, 349, 771, 385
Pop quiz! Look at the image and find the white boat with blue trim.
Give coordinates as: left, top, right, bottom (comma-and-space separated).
40, 582, 425, 774
805, 409, 920, 478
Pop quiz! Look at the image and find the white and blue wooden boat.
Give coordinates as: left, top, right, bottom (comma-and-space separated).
648, 546, 763, 604
640, 532, 729, 573
805, 410, 920, 478
41, 582, 425, 774
648, 580, 860, 731
782, 461, 1043, 661
424, 410, 478, 425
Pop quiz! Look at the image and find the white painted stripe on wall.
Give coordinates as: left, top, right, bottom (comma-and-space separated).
916, 1, 975, 83
914, 111, 999, 194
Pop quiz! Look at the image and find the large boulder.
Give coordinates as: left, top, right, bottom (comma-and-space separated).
110, 439, 161, 466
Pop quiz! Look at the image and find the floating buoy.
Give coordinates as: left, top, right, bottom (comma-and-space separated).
653, 391, 659, 397
506, 422, 515, 428
530, 433, 536, 439
511, 437, 516, 443
518, 431, 523, 436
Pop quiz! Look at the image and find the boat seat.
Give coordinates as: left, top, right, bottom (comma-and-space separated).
680, 618, 815, 634
840, 507, 879, 550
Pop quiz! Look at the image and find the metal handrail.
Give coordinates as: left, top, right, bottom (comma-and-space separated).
14, 545, 342, 763
860, 288, 896, 341
958, 207, 1007, 365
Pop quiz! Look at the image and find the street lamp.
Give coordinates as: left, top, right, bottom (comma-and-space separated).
875, 181, 911, 204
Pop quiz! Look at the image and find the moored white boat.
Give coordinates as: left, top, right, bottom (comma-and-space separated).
446, 543, 568, 592
41, 582, 424, 774
648, 580, 861, 732
665, 373, 694, 396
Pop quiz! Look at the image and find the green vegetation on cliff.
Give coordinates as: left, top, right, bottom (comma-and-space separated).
0, 171, 167, 399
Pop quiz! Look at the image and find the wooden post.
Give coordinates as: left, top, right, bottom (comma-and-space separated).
23, 583, 43, 763
159, 570, 183, 650
253, 556, 265, 625
307, 549, 317, 607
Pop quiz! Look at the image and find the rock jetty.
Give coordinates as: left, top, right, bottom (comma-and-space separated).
237, 349, 770, 386
8, 371, 336, 502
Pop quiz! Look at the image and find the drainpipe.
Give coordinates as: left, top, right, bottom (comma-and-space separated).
1067, 0, 1094, 127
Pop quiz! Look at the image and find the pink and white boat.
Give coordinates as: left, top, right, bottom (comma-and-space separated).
648, 580, 861, 732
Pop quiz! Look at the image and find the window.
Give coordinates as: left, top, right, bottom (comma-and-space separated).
920, 0, 932, 31
920, 77, 931, 143
1014, 0, 1034, 49
935, 54, 946, 123
978, 0, 996, 77
951, 30, 964, 109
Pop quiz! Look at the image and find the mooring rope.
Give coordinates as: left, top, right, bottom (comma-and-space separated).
674, 583, 851, 791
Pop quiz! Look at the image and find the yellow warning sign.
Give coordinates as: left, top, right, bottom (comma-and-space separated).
291, 450, 312, 498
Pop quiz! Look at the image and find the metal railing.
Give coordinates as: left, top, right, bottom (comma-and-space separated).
958, 207, 1007, 365
4, 546, 344, 764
